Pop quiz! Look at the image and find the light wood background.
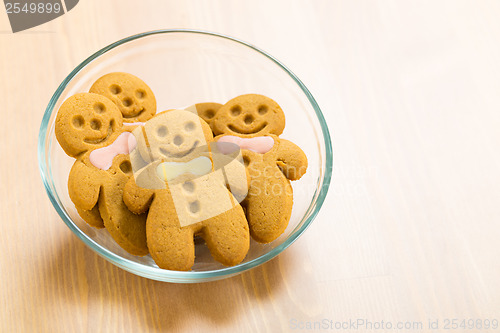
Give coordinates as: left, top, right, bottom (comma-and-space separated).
1, 1, 499, 332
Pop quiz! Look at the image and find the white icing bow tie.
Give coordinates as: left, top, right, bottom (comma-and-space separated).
156, 156, 213, 181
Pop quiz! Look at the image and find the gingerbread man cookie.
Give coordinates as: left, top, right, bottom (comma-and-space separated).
185, 102, 223, 130
89, 72, 156, 122
55, 93, 149, 255
124, 109, 250, 270
212, 94, 308, 243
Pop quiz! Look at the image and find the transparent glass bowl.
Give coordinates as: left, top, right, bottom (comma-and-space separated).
38, 29, 332, 283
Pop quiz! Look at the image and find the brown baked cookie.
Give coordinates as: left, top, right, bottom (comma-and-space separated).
185, 102, 222, 131
55, 92, 122, 227
56, 92, 149, 255
124, 109, 249, 270
89, 72, 156, 122
76, 205, 104, 228
212, 94, 285, 137
69, 146, 148, 255
212, 94, 308, 243
55, 93, 123, 157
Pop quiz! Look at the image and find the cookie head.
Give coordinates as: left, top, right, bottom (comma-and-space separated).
193, 102, 222, 131
89, 72, 156, 122
212, 94, 285, 137
134, 109, 213, 162
55, 93, 123, 157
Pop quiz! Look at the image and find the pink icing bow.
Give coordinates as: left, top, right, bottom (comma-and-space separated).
216, 135, 274, 154
89, 132, 137, 170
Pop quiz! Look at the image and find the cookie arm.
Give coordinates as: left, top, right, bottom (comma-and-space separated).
123, 176, 154, 214
276, 139, 308, 180
68, 161, 101, 211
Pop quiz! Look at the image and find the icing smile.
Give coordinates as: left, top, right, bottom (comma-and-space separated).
228, 122, 268, 135
123, 107, 145, 119
84, 121, 114, 144
159, 140, 199, 158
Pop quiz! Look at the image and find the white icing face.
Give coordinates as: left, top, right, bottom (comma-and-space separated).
133, 109, 212, 163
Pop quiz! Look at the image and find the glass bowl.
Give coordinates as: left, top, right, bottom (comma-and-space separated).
38, 29, 332, 283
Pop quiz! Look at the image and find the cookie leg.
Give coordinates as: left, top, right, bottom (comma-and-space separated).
146, 216, 196, 271
76, 205, 104, 228
202, 205, 250, 266
99, 186, 148, 256
245, 177, 293, 243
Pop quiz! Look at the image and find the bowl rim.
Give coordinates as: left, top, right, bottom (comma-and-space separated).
37, 29, 333, 282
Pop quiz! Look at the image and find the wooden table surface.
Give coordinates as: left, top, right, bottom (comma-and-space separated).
1, 1, 499, 332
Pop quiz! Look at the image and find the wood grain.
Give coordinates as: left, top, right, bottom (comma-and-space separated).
1, 1, 499, 332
